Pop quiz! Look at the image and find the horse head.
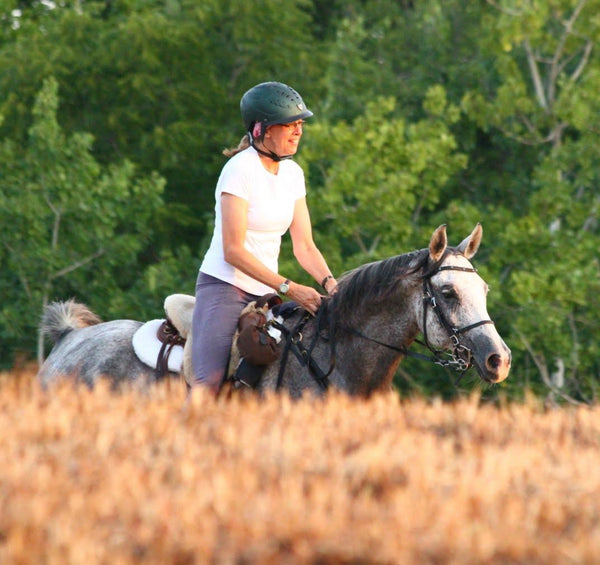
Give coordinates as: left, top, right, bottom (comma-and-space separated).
417, 224, 511, 383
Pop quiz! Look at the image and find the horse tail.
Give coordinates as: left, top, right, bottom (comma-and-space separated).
41, 299, 102, 344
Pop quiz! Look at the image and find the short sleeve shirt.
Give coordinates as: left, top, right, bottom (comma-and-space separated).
200, 146, 306, 295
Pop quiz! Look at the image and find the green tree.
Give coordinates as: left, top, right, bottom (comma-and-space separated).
284, 87, 466, 278
0, 77, 165, 365
461, 0, 600, 400
0, 0, 327, 251
0, 0, 596, 401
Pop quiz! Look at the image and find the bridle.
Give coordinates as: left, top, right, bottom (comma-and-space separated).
419, 265, 494, 372
349, 263, 494, 374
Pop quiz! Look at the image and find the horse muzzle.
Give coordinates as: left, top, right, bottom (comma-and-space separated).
475, 341, 511, 383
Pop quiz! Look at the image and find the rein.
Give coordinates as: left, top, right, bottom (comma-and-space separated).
272, 306, 335, 391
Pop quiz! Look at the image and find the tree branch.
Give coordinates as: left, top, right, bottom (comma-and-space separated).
548, 0, 589, 103
50, 248, 105, 280
566, 311, 592, 403
353, 231, 368, 255
485, 0, 528, 17
516, 327, 549, 382
524, 40, 548, 110
499, 121, 566, 146
570, 40, 593, 83
368, 234, 381, 255
516, 327, 589, 405
564, 0, 588, 32
44, 193, 61, 250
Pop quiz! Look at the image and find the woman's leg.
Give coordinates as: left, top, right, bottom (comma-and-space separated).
191, 272, 257, 394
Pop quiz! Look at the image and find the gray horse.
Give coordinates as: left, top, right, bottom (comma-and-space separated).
38, 225, 511, 395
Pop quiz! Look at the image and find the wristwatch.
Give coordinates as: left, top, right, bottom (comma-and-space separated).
278, 279, 290, 295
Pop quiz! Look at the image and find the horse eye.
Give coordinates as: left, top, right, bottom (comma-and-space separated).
440, 287, 457, 300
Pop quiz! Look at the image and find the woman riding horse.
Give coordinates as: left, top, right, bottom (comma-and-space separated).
37, 225, 511, 395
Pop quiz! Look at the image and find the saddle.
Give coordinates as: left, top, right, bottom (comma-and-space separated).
131, 294, 195, 376
163, 294, 195, 340
132, 292, 289, 388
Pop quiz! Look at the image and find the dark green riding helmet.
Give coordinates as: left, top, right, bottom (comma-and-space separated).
240, 81, 313, 132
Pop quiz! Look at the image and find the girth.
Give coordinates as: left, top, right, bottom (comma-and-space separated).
155, 318, 186, 378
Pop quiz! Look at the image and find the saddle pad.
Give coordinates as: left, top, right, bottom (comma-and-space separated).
132, 319, 183, 373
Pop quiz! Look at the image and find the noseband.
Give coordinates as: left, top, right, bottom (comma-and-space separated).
420, 265, 494, 372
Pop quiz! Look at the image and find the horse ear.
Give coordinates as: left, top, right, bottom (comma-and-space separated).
457, 223, 483, 259
429, 224, 447, 262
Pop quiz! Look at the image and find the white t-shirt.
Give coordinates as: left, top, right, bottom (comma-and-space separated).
200, 146, 306, 295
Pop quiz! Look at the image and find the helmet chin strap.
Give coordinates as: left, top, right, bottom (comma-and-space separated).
251, 140, 289, 162
248, 126, 293, 162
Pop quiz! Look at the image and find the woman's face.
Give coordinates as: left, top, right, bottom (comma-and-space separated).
263, 120, 304, 157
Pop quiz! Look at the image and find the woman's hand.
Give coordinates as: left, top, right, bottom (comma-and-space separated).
322, 276, 338, 296
287, 282, 323, 315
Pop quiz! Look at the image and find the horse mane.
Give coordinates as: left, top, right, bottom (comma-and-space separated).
323, 246, 457, 332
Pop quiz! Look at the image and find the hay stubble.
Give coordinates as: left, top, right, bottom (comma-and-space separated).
1, 371, 600, 564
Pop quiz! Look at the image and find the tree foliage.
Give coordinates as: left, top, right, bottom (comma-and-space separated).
296, 88, 466, 268
0, 77, 165, 363
1, 0, 599, 402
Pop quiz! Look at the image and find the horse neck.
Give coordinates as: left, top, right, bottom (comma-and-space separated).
330, 277, 421, 394
354, 277, 420, 347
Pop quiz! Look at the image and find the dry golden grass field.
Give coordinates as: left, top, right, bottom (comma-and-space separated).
1, 366, 600, 564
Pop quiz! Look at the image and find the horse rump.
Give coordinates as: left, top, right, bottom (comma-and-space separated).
41, 299, 102, 344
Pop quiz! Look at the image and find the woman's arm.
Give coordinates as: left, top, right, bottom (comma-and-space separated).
221, 193, 324, 313
289, 197, 338, 295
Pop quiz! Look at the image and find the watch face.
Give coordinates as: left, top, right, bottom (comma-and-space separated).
279, 281, 290, 294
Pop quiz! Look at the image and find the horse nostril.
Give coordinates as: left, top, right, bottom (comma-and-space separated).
487, 353, 501, 370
